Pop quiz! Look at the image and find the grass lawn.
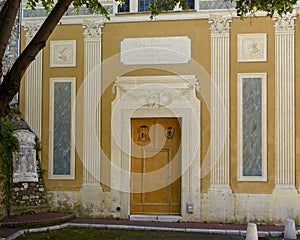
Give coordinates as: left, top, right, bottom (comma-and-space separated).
15, 227, 285, 240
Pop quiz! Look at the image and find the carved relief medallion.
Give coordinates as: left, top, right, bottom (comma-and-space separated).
238, 33, 267, 62
50, 40, 76, 67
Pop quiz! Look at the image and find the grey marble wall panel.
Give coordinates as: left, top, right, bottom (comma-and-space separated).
242, 78, 262, 176
53, 82, 71, 175
199, 0, 235, 10
23, 6, 113, 18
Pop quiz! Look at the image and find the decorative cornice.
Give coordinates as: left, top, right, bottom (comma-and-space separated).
114, 75, 197, 91
113, 75, 198, 108
273, 12, 296, 33
22, 9, 251, 26
208, 14, 232, 34
82, 20, 103, 38
24, 22, 40, 43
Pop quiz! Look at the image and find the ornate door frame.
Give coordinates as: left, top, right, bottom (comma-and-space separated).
111, 75, 201, 221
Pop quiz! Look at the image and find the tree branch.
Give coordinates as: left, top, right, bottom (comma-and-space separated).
0, 0, 73, 117
0, 0, 21, 79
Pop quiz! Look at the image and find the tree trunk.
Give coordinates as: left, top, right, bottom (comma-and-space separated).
0, 0, 21, 79
0, 0, 73, 118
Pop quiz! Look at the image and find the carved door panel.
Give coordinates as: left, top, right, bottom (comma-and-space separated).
131, 118, 181, 215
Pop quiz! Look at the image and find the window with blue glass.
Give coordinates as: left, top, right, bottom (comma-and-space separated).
186, 0, 194, 9
139, 0, 151, 11
118, 0, 130, 12
138, 0, 194, 12
118, 0, 194, 13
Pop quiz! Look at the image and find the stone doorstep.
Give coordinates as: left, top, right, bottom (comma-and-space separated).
129, 215, 182, 222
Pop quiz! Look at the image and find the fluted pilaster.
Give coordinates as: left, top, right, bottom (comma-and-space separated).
208, 15, 231, 190
24, 23, 42, 140
273, 13, 296, 189
82, 20, 103, 186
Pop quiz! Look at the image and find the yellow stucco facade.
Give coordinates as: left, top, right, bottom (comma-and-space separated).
19, 4, 300, 224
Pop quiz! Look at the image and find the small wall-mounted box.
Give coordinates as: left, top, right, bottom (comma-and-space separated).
186, 202, 193, 213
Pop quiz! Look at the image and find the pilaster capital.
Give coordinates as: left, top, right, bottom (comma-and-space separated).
273, 12, 296, 33
208, 14, 232, 34
24, 22, 40, 43
82, 20, 103, 39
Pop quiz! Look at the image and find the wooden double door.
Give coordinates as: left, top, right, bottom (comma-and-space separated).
130, 118, 181, 215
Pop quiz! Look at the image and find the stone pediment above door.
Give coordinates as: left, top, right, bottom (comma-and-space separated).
112, 75, 200, 108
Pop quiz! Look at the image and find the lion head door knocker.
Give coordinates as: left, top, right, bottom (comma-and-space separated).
165, 126, 175, 140
138, 125, 150, 143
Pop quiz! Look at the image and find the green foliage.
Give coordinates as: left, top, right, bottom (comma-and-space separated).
26, 0, 110, 19
25, 0, 297, 20
34, 136, 42, 152
148, 0, 188, 19
0, 117, 19, 211
72, 0, 110, 19
234, 0, 297, 18
38, 168, 46, 175
25, 0, 54, 12
34, 137, 45, 175
149, 0, 297, 19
